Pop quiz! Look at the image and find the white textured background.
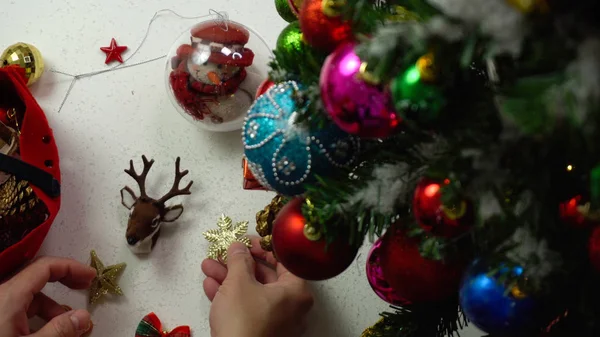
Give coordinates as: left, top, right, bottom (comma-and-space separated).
1, 0, 482, 336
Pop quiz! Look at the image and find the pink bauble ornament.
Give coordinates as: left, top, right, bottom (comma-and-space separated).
366, 237, 408, 305
320, 43, 400, 138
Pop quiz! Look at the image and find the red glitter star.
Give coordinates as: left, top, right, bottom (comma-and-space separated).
100, 38, 128, 64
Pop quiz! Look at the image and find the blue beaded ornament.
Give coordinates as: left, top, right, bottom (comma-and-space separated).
242, 81, 358, 196
459, 260, 545, 336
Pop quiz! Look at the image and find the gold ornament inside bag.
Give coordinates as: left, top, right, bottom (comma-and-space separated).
0, 105, 48, 253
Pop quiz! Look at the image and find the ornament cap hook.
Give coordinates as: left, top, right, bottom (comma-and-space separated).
303, 198, 322, 240
303, 223, 322, 241
322, 0, 346, 17
358, 62, 380, 85
441, 201, 468, 220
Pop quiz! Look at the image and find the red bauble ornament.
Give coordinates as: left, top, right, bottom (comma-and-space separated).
255, 79, 275, 99
412, 178, 473, 238
379, 224, 466, 303
299, 0, 353, 52
589, 226, 600, 272
272, 197, 359, 280
559, 195, 589, 228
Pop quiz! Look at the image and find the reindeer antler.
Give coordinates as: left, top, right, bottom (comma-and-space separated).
158, 157, 193, 204
124, 155, 155, 198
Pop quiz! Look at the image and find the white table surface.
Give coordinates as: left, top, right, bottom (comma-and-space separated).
1, 1, 482, 336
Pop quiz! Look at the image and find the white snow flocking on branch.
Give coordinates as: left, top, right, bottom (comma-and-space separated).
412, 136, 449, 161
427, 0, 526, 56
347, 163, 420, 214
565, 38, 600, 123
505, 228, 562, 287
425, 17, 465, 42
478, 192, 503, 221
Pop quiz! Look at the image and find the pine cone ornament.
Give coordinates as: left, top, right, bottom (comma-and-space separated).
0, 176, 48, 252
255, 195, 285, 251
1, 176, 39, 216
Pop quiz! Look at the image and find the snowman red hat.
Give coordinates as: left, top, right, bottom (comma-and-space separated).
176, 21, 255, 68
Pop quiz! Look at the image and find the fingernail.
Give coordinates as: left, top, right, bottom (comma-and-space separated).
83, 321, 94, 334
70, 310, 90, 331
229, 242, 248, 255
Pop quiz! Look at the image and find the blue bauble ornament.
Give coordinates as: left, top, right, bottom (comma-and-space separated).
243, 81, 358, 196
459, 260, 546, 336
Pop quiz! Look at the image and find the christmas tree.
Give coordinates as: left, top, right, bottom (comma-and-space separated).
244, 0, 600, 336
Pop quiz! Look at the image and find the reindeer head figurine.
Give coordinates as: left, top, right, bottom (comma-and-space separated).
120, 156, 193, 254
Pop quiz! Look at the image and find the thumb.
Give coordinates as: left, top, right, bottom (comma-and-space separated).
225, 242, 256, 283
31, 309, 90, 337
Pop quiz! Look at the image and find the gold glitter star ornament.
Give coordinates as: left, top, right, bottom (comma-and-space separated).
89, 250, 126, 304
203, 214, 251, 263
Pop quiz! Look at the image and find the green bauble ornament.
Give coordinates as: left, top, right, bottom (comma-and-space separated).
276, 21, 304, 55
275, 0, 298, 22
275, 21, 325, 76
391, 57, 445, 124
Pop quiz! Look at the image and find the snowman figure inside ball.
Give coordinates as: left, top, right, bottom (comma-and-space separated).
169, 21, 256, 129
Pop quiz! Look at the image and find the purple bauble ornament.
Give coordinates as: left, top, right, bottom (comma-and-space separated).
320, 43, 400, 138
366, 237, 408, 305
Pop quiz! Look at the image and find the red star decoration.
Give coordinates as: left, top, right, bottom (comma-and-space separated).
100, 38, 128, 64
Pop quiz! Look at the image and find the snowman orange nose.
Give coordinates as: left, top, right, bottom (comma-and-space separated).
207, 71, 222, 85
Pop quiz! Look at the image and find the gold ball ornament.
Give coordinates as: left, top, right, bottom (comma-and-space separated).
1, 42, 45, 86
416, 52, 437, 83
507, 0, 549, 13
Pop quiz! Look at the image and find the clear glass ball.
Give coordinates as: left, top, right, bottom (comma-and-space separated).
165, 18, 272, 132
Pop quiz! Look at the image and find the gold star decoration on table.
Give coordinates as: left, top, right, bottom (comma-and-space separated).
203, 214, 252, 263
89, 250, 126, 305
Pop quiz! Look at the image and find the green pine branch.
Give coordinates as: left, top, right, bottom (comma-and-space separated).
265, 0, 600, 334
370, 301, 467, 337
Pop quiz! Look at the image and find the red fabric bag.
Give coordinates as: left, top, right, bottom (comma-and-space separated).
0, 65, 61, 277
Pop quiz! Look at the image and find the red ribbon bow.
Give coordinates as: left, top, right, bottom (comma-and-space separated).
135, 312, 190, 337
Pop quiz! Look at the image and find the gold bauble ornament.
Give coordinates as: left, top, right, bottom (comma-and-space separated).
416, 52, 437, 83
1, 42, 45, 86
510, 284, 527, 299
507, 0, 549, 13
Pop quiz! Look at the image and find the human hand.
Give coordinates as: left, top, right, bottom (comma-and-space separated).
0, 257, 97, 337
202, 237, 314, 337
